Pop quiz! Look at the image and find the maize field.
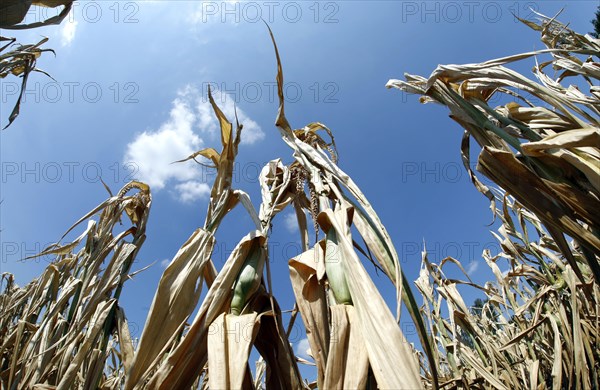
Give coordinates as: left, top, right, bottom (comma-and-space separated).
1, 7, 599, 389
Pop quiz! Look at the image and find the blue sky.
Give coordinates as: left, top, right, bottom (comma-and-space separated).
0, 0, 595, 378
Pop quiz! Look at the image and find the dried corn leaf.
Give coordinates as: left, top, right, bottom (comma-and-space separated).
142, 232, 265, 389
124, 230, 216, 388
323, 305, 369, 389
289, 247, 330, 388
207, 312, 259, 389
319, 206, 422, 389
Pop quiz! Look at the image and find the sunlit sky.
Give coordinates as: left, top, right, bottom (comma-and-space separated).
0, 0, 595, 377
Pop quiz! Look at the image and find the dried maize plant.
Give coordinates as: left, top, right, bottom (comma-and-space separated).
0, 181, 151, 389
387, 11, 600, 390
266, 28, 431, 389
124, 87, 303, 389
1, 0, 74, 129
387, 12, 600, 287
415, 194, 600, 389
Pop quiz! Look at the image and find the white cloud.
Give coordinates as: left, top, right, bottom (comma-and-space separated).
283, 212, 298, 233
124, 97, 201, 194
467, 260, 479, 275
124, 86, 263, 203
175, 180, 211, 203
295, 338, 311, 361
60, 19, 78, 46
160, 259, 171, 268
